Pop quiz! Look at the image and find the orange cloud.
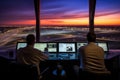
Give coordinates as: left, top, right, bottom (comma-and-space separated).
41, 18, 89, 25
95, 13, 120, 25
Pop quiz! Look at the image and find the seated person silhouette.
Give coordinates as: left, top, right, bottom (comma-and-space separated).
78, 32, 111, 80
16, 34, 48, 80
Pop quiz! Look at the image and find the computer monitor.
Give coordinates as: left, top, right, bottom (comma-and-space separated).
58, 42, 78, 60
34, 42, 57, 52
58, 53, 77, 60
97, 42, 109, 59
97, 42, 108, 52
48, 53, 57, 60
17, 42, 27, 50
16, 42, 47, 51
58, 42, 76, 53
47, 43, 57, 52
77, 42, 88, 49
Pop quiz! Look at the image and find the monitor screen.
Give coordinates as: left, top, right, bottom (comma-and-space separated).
16, 42, 47, 51
34, 43, 47, 52
77, 42, 88, 49
58, 43, 76, 52
58, 53, 77, 60
34, 43, 57, 52
48, 53, 57, 60
17, 42, 27, 49
97, 42, 108, 52
47, 43, 57, 52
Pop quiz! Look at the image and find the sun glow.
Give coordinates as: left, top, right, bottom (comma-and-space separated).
6, 13, 120, 26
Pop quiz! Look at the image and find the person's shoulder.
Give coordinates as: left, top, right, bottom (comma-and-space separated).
17, 47, 26, 54
95, 44, 104, 51
79, 46, 86, 51
80, 45, 86, 49
97, 46, 104, 50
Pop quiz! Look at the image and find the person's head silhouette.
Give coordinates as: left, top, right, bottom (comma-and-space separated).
87, 32, 96, 42
26, 34, 35, 45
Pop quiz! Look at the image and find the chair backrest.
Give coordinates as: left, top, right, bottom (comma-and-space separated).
9, 63, 39, 80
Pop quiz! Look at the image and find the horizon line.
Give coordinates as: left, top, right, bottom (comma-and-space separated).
0, 24, 120, 26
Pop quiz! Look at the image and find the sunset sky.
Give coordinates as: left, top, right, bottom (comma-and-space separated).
0, 0, 120, 26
